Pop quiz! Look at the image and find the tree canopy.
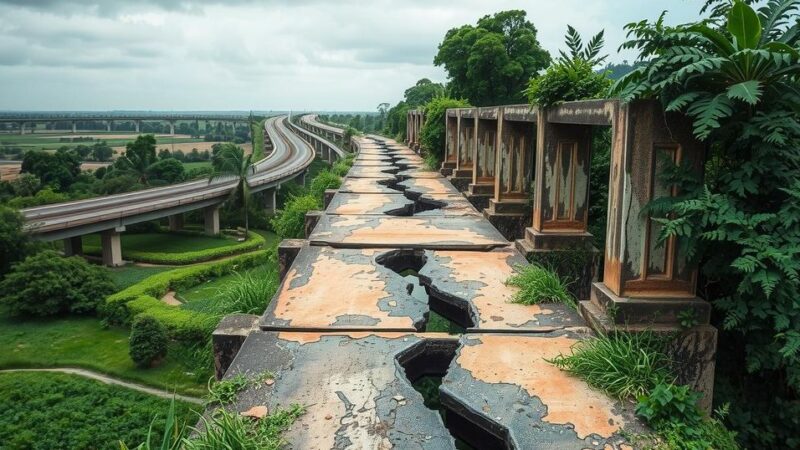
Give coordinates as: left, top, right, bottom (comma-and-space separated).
434, 10, 550, 106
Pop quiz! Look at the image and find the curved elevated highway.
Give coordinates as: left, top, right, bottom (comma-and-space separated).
21, 115, 314, 265
300, 114, 344, 142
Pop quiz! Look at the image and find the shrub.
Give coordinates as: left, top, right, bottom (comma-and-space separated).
331, 158, 352, 177
130, 315, 169, 368
0, 251, 114, 317
308, 169, 341, 199
0, 206, 34, 276
210, 269, 279, 316
419, 97, 470, 164
505, 264, 574, 306
184, 405, 304, 450
526, 58, 611, 108
270, 194, 320, 239
84, 231, 265, 265
549, 331, 671, 399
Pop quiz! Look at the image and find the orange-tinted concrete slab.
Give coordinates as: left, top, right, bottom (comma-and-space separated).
326, 193, 414, 215
339, 177, 402, 194
308, 215, 508, 250
399, 177, 461, 195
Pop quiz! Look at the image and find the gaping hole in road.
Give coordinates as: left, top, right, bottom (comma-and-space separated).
375, 250, 470, 333
397, 340, 507, 450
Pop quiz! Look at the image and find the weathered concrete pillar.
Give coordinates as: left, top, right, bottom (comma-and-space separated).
71, 121, 77, 134
106, 121, 112, 132
101, 228, 124, 267
19, 122, 26, 135
134, 120, 141, 133
441, 111, 459, 176
450, 109, 475, 191
168, 121, 175, 136
212, 314, 259, 380
323, 189, 337, 209
203, 205, 220, 236
578, 100, 716, 411
304, 210, 322, 238
263, 188, 277, 214
168, 214, 184, 232
63, 236, 83, 257
466, 108, 499, 210
298, 171, 306, 187
515, 107, 597, 299
278, 239, 306, 280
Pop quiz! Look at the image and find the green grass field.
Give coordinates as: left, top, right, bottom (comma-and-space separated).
83, 232, 240, 254
106, 265, 176, 290
0, 372, 196, 450
0, 315, 207, 396
0, 133, 204, 152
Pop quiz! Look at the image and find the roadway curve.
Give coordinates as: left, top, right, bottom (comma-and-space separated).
21, 115, 314, 241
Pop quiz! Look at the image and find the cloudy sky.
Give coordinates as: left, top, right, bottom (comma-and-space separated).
0, 0, 700, 112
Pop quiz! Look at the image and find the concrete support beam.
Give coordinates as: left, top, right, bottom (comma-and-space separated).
134, 120, 141, 133
298, 171, 306, 187
277, 239, 306, 281
203, 205, 220, 236
168, 214, 184, 232
263, 188, 277, 214
168, 121, 175, 136
212, 314, 259, 380
19, 122, 26, 135
63, 236, 83, 257
101, 228, 124, 267
106, 121, 112, 132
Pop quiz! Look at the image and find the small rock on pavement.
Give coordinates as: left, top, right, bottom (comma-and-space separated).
241, 405, 269, 419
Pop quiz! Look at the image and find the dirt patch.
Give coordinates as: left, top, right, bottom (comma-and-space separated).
112, 142, 252, 156
161, 291, 182, 306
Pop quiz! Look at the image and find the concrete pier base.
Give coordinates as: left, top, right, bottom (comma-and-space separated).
304, 210, 323, 238
263, 188, 277, 214
203, 206, 220, 236
101, 228, 124, 267
277, 239, 306, 280
212, 314, 260, 380
168, 214, 184, 232
63, 236, 83, 257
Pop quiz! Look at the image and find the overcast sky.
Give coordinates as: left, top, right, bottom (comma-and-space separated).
0, 0, 701, 112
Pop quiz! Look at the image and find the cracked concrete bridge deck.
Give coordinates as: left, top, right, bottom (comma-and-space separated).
217, 136, 645, 449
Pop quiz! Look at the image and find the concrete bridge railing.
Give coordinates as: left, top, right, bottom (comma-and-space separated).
408, 99, 716, 356
0, 112, 253, 135
295, 115, 347, 163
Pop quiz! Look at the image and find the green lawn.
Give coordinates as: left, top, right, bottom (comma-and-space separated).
106, 265, 176, 290
0, 372, 196, 450
182, 161, 212, 170
83, 232, 240, 254
253, 228, 280, 248
0, 133, 204, 151
0, 315, 207, 397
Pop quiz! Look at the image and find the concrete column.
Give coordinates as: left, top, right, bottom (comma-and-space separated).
264, 188, 277, 214
135, 120, 141, 133
586, 100, 709, 316
63, 236, 83, 257
101, 228, 124, 267
71, 121, 77, 134
106, 121, 112, 132
168, 121, 175, 136
203, 206, 220, 236
298, 171, 306, 186
168, 214, 184, 232
19, 122, 25, 135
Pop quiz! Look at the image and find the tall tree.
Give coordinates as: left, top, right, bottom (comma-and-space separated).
20, 148, 81, 191
403, 79, 445, 107
434, 10, 550, 106
211, 143, 253, 235
116, 134, 157, 184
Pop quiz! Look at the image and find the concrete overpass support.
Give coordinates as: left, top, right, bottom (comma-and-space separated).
168, 214, 184, 232
298, 171, 306, 187
63, 236, 83, 257
19, 122, 26, 135
71, 121, 77, 134
168, 121, 176, 136
135, 120, 141, 134
204, 206, 220, 236
264, 188, 277, 214
101, 228, 124, 267
107, 121, 112, 132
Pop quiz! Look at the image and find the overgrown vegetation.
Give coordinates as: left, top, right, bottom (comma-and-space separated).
550, 331, 671, 399
0, 372, 194, 450
0, 250, 115, 317
610, 1, 800, 446
130, 315, 169, 368
505, 263, 575, 306
183, 405, 304, 450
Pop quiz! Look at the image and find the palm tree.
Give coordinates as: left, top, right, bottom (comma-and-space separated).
210, 143, 253, 236
117, 134, 157, 184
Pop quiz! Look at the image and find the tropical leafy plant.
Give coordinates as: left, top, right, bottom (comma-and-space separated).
419, 96, 470, 167
210, 143, 254, 235
610, 1, 800, 446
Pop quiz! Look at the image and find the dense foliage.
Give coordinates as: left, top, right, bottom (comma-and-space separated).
0, 251, 114, 317
382, 79, 446, 139
308, 169, 341, 199
526, 26, 611, 108
0, 372, 194, 450
0, 205, 33, 276
418, 97, 470, 168
611, 1, 800, 446
21, 147, 81, 190
271, 194, 319, 239
130, 315, 169, 368
211, 143, 254, 234
434, 10, 550, 106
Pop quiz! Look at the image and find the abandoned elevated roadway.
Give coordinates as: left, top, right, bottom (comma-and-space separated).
21, 115, 314, 265
212, 127, 647, 449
